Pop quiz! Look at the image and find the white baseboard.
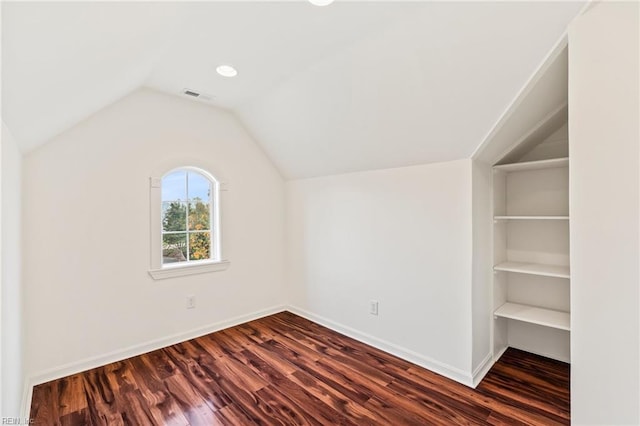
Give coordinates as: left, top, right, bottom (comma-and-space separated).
471, 352, 494, 388
506, 343, 570, 364
494, 345, 509, 363
21, 304, 286, 419
286, 305, 475, 387
20, 379, 33, 422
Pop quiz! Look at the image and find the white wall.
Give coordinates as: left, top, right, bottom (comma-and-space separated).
22, 89, 286, 380
569, 1, 639, 424
471, 160, 492, 380
1, 121, 23, 417
286, 159, 475, 383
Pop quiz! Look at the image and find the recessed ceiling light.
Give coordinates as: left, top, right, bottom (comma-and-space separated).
309, 0, 334, 6
216, 65, 238, 78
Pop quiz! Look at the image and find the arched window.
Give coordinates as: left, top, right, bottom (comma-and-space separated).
149, 166, 229, 279
161, 168, 219, 264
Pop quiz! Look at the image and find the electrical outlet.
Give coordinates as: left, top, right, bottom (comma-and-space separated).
186, 295, 196, 309
370, 300, 379, 315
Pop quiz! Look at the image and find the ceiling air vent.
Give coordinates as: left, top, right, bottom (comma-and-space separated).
181, 88, 213, 101
183, 89, 200, 98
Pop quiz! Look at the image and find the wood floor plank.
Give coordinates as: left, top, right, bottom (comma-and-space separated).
163, 343, 232, 411
269, 331, 324, 363
262, 339, 372, 405
245, 341, 299, 376
263, 317, 398, 391
31, 312, 570, 425
313, 353, 395, 398
236, 320, 278, 344
119, 389, 163, 426
212, 355, 269, 393
321, 346, 396, 387
101, 361, 138, 400
485, 410, 537, 426
262, 318, 331, 357
387, 376, 491, 425
233, 347, 289, 384
399, 366, 495, 418
163, 373, 218, 425
475, 381, 569, 425
273, 312, 419, 374
59, 409, 90, 426
82, 369, 125, 426
123, 357, 190, 425
57, 374, 88, 419
214, 329, 254, 354
287, 369, 380, 425
264, 374, 357, 426
213, 403, 258, 425
253, 385, 325, 426
142, 348, 179, 381
364, 395, 438, 426
476, 349, 570, 425
30, 382, 60, 426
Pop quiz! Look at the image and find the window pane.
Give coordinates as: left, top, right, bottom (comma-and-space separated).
162, 171, 186, 202
162, 202, 187, 232
163, 233, 187, 264
189, 232, 210, 261
188, 172, 211, 204
189, 199, 211, 231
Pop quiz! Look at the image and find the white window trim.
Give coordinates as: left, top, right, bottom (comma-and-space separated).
148, 169, 230, 280
149, 259, 230, 280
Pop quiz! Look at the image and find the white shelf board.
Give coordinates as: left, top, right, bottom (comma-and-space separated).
494, 216, 569, 220
494, 302, 570, 331
494, 261, 570, 278
493, 157, 568, 172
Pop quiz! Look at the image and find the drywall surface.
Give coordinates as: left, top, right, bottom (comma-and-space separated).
239, 2, 584, 179
472, 41, 568, 165
22, 89, 285, 378
286, 159, 473, 381
518, 123, 568, 162
569, 2, 640, 424
1, 122, 23, 416
471, 160, 492, 377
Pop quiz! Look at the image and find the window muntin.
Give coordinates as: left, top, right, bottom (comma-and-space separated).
161, 169, 218, 266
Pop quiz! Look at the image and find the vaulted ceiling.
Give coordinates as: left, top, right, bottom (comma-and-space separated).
2, 1, 585, 179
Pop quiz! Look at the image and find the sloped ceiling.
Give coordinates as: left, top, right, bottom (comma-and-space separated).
2, 1, 585, 179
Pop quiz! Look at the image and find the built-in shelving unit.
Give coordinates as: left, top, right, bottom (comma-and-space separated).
494, 216, 569, 221
494, 261, 570, 279
493, 157, 568, 172
493, 150, 570, 363
494, 302, 570, 331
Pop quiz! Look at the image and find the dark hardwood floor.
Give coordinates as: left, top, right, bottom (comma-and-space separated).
30, 311, 570, 425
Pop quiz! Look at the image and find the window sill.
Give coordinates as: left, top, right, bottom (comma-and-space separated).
148, 260, 230, 280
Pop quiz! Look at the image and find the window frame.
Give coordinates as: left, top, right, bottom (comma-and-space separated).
148, 166, 229, 280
